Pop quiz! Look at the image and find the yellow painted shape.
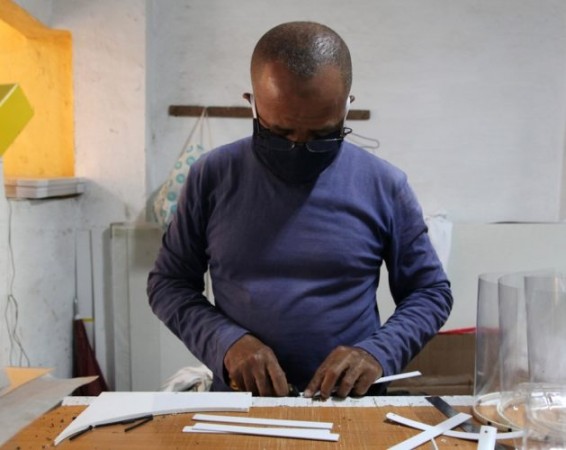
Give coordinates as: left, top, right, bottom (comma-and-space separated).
0, 0, 74, 178
0, 83, 34, 156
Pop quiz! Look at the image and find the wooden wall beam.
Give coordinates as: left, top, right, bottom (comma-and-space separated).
169, 105, 370, 120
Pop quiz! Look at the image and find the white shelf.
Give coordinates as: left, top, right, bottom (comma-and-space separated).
4, 177, 85, 199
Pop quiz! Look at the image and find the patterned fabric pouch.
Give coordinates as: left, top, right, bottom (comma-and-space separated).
153, 109, 212, 228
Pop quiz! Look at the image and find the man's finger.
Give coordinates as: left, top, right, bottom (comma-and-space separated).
267, 363, 289, 397
242, 371, 259, 396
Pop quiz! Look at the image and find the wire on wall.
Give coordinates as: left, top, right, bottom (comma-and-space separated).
4, 200, 30, 367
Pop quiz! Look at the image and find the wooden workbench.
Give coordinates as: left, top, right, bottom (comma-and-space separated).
1, 400, 519, 449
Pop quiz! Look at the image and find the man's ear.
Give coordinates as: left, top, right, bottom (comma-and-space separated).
243, 93, 257, 118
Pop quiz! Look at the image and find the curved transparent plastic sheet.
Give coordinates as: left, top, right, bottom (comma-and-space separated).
496, 272, 532, 429
525, 274, 566, 385
475, 270, 566, 434
473, 272, 506, 429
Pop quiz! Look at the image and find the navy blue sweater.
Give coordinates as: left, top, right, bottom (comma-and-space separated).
147, 137, 453, 391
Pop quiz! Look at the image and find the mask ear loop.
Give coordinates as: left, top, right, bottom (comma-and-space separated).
343, 94, 380, 150
342, 95, 353, 137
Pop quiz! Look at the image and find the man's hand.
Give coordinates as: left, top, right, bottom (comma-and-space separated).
303, 346, 383, 400
224, 334, 289, 397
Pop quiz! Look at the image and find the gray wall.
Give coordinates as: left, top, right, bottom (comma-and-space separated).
147, 0, 566, 223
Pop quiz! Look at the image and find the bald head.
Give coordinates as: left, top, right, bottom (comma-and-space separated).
251, 22, 352, 94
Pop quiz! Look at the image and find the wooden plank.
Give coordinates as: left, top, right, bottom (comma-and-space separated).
2, 405, 510, 449
168, 105, 370, 120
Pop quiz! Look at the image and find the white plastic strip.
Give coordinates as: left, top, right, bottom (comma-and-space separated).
388, 413, 471, 450
385, 412, 524, 441
64, 393, 475, 408
374, 371, 422, 384
188, 423, 340, 441
387, 412, 479, 440
311, 371, 423, 398
191, 413, 333, 429
477, 425, 497, 450
183, 426, 227, 434
250, 394, 474, 408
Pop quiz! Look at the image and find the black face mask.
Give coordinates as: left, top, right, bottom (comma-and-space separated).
251, 120, 345, 184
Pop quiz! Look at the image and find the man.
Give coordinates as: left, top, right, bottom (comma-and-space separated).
147, 21, 452, 399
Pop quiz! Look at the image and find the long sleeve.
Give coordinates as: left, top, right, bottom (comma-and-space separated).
147, 137, 453, 390
147, 155, 248, 387
354, 180, 453, 376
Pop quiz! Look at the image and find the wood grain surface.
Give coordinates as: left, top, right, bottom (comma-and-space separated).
2, 404, 518, 449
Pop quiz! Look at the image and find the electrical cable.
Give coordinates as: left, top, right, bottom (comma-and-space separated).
4, 200, 31, 367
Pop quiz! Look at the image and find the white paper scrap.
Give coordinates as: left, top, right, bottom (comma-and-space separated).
192, 413, 333, 429
54, 391, 252, 446
188, 423, 340, 441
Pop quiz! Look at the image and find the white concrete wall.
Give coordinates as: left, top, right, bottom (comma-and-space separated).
0, 197, 80, 377
0, 0, 147, 379
53, 0, 147, 226
147, 0, 566, 224
2, 0, 566, 383
10, 0, 53, 23
52, 1, 147, 381
0, 160, 12, 372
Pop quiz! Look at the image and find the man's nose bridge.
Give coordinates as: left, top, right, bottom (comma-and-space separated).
287, 129, 314, 143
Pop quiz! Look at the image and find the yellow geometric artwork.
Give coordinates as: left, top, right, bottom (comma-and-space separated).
0, 83, 33, 156
0, 0, 74, 177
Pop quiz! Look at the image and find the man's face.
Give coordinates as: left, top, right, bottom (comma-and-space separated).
251, 61, 348, 144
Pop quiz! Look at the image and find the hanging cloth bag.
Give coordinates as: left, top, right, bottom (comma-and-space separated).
153, 109, 212, 228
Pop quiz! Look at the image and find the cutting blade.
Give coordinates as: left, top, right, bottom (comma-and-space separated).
425, 396, 511, 450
